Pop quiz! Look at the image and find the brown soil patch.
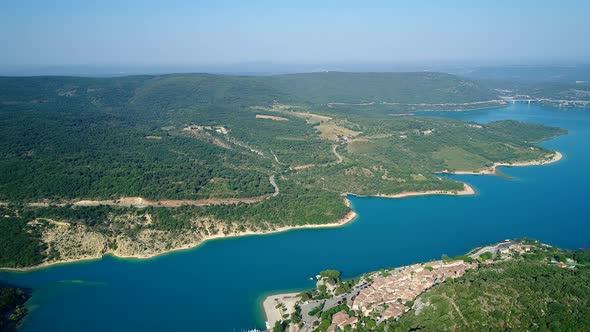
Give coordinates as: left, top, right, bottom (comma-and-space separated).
256, 114, 289, 121
290, 111, 332, 124
293, 164, 316, 170
344, 167, 374, 177
361, 168, 374, 177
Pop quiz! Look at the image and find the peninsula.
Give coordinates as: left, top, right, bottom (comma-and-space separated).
0, 73, 566, 270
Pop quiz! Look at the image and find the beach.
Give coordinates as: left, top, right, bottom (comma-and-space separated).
371, 183, 475, 199
342, 182, 475, 200
262, 292, 301, 330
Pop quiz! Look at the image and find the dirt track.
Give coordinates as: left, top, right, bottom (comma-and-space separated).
6, 175, 280, 208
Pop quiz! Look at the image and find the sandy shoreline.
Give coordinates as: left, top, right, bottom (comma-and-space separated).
343, 183, 475, 200
1, 200, 358, 272
372, 183, 475, 199
262, 292, 301, 330
444, 151, 563, 175
0, 183, 474, 272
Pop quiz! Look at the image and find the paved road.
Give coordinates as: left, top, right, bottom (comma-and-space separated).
297, 281, 369, 331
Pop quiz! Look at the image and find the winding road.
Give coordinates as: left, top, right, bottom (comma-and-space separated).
292, 144, 343, 170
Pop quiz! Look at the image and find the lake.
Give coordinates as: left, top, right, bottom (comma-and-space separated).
1, 103, 589, 331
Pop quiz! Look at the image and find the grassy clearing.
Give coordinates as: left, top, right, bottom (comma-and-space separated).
347, 139, 377, 153
315, 123, 362, 141
434, 146, 492, 171
289, 111, 332, 124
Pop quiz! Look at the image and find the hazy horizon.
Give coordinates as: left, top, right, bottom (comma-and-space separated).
2, 0, 589, 71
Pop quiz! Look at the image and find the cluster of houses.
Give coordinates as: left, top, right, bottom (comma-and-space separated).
284, 240, 577, 332
496, 242, 532, 255
468, 241, 533, 262
350, 260, 475, 321
183, 124, 229, 135
397, 129, 433, 139
409, 129, 433, 136
471, 240, 576, 269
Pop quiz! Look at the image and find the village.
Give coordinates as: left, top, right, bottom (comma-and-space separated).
263, 239, 571, 332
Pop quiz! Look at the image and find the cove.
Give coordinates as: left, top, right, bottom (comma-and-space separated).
1, 103, 589, 332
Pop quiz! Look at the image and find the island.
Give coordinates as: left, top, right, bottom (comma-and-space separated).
264, 239, 590, 332
0, 72, 566, 270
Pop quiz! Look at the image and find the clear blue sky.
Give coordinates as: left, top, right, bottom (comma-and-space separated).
1, 0, 589, 67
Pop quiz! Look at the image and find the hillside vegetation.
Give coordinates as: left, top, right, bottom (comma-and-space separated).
392, 243, 590, 332
0, 73, 566, 268
269, 72, 500, 104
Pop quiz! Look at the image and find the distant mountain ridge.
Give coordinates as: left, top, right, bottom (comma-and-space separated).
0, 71, 500, 108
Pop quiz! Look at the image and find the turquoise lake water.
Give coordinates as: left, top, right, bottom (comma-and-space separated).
1, 103, 589, 331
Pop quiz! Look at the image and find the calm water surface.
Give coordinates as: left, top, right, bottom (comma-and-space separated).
1, 103, 589, 331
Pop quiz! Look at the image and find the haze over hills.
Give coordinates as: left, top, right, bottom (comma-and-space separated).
268, 72, 500, 104
457, 65, 590, 84
4, 62, 590, 79
0, 71, 499, 105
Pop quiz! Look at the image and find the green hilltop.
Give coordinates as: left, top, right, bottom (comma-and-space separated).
269, 71, 500, 104
0, 72, 566, 269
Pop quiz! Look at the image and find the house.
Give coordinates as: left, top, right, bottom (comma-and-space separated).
332, 311, 349, 326
215, 126, 229, 134
340, 316, 358, 328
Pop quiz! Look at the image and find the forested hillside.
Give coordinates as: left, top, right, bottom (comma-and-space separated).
0, 73, 566, 268
269, 72, 500, 104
